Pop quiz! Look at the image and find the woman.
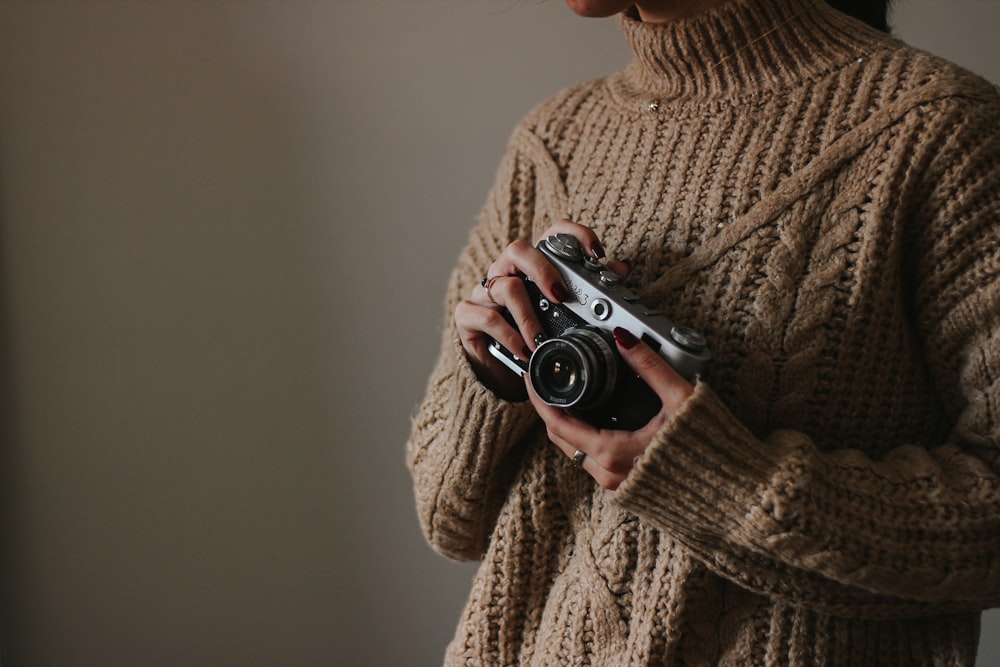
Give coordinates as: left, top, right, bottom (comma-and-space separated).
407, 0, 1000, 664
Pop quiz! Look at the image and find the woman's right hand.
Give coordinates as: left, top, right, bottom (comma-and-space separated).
455, 219, 624, 401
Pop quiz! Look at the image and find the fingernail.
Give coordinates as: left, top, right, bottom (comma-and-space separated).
592, 242, 606, 260
613, 327, 639, 349
553, 284, 572, 303
521, 346, 532, 359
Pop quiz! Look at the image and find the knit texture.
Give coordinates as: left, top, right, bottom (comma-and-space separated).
407, 0, 1000, 664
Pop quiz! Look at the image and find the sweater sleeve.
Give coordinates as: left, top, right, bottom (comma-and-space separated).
615, 96, 1000, 619
406, 133, 546, 562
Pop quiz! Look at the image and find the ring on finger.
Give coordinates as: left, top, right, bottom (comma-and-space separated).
481, 275, 503, 305
572, 449, 586, 469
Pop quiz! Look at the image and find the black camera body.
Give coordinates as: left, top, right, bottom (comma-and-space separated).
489, 233, 711, 431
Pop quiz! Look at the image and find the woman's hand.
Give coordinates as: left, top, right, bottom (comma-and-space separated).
455, 219, 625, 400
526, 326, 693, 490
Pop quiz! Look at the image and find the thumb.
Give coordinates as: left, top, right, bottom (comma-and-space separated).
613, 327, 693, 414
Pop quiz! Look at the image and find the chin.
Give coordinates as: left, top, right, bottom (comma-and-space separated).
564, 0, 633, 18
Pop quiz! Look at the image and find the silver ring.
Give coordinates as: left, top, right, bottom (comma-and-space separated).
572, 450, 586, 469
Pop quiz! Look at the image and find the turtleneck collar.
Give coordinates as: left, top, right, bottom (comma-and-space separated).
611, 0, 892, 106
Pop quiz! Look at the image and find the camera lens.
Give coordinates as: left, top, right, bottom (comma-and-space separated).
529, 328, 618, 409
537, 352, 580, 398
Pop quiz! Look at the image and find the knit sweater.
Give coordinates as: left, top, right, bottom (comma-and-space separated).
407, 0, 1000, 664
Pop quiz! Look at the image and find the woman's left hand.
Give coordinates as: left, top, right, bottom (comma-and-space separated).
525, 326, 694, 490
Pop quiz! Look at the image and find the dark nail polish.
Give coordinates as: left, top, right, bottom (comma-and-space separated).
614, 327, 639, 349
553, 284, 572, 303
593, 242, 606, 259
522, 346, 532, 359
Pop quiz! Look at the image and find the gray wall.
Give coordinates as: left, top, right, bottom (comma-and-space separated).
0, 1, 996, 665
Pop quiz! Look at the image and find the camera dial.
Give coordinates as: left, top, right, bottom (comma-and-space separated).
544, 233, 585, 261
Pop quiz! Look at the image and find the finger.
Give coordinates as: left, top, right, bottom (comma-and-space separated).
524, 376, 600, 443
526, 387, 619, 488
527, 393, 629, 490
613, 327, 693, 415
525, 377, 634, 471
490, 239, 573, 305
478, 275, 546, 352
525, 377, 642, 489
566, 445, 625, 490
455, 299, 531, 361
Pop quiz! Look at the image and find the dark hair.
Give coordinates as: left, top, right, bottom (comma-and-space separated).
824, 0, 894, 33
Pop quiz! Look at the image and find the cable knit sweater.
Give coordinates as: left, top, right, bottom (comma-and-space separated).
407, 1, 1000, 664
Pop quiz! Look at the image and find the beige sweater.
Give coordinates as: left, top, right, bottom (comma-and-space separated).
407, 0, 1000, 664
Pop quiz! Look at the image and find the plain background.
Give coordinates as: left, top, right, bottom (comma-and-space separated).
0, 1, 997, 665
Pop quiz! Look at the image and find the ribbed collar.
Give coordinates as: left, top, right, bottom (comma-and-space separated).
611, 0, 891, 106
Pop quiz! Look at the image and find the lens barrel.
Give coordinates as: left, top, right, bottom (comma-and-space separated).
529, 328, 618, 409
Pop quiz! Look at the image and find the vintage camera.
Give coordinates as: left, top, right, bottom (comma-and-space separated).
489, 233, 710, 431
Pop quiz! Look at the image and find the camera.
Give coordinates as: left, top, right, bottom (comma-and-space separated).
489, 233, 711, 431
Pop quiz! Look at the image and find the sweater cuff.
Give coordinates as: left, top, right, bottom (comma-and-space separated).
614, 381, 780, 542
412, 339, 540, 558
442, 337, 538, 464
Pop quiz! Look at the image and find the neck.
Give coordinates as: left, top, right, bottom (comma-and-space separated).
612, 0, 893, 104
635, 0, 731, 22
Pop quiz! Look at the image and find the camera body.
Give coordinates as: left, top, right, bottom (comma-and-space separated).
489, 233, 711, 431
